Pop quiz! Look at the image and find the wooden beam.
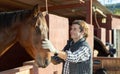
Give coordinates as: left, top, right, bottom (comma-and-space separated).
12, 0, 33, 9
0, 0, 32, 10
41, 3, 86, 11
0, 7, 11, 12
86, 0, 92, 25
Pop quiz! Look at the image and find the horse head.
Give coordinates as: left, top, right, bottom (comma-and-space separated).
18, 5, 51, 68
33, 5, 51, 68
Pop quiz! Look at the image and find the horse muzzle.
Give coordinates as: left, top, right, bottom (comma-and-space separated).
35, 56, 50, 68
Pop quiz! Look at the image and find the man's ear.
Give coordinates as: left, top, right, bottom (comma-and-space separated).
33, 4, 41, 17
80, 30, 85, 35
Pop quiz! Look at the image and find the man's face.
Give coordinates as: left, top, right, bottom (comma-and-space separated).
70, 24, 82, 40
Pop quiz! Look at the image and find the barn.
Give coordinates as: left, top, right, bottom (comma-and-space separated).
0, 0, 120, 74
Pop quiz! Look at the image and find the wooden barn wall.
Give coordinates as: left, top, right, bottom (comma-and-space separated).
0, 65, 33, 74
112, 17, 120, 29
93, 14, 112, 30
93, 14, 113, 45
94, 28, 106, 45
113, 29, 120, 57
48, 14, 69, 51
87, 25, 94, 50
106, 29, 112, 44
111, 17, 120, 57
93, 57, 120, 74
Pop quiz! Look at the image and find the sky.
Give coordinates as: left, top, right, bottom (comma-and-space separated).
98, 0, 120, 5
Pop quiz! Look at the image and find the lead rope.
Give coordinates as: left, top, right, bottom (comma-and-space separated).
45, 0, 49, 39
45, 0, 48, 14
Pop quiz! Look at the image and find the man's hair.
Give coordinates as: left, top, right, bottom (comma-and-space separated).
72, 20, 89, 38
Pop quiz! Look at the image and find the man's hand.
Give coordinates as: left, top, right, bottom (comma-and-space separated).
42, 39, 58, 53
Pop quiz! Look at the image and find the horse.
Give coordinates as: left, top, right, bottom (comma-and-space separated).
94, 36, 109, 57
0, 5, 51, 68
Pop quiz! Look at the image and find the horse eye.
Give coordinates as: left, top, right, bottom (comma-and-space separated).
32, 16, 37, 21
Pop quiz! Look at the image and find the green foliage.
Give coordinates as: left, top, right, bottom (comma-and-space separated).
106, 3, 120, 15
113, 8, 120, 15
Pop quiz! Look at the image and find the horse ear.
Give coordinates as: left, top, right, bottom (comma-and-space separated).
33, 4, 41, 17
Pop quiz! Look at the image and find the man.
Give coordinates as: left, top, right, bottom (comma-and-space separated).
42, 20, 92, 74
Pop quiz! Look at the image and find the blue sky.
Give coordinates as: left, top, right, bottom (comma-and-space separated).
98, 0, 120, 5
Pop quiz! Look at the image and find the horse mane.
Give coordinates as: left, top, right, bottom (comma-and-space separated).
0, 10, 32, 28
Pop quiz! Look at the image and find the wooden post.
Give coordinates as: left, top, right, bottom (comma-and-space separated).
86, 0, 92, 25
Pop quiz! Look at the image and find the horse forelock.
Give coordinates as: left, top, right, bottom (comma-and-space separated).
40, 15, 48, 39
35, 13, 48, 39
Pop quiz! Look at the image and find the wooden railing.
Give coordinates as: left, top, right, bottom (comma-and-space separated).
0, 60, 62, 74
0, 65, 33, 74
93, 57, 120, 74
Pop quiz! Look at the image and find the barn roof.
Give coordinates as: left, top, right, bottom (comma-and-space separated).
0, 0, 112, 18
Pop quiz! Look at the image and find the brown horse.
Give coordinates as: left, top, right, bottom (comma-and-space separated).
0, 5, 51, 68
94, 36, 109, 57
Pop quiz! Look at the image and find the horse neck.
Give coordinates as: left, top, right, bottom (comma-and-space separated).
0, 23, 19, 57
0, 10, 31, 56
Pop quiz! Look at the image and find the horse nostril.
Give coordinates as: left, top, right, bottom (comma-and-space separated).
35, 55, 50, 68
45, 59, 49, 66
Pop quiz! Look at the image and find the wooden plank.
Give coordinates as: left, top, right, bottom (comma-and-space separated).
93, 57, 120, 74
41, 3, 86, 11
0, 0, 32, 11
0, 65, 33, 74
86, 0, 92, 24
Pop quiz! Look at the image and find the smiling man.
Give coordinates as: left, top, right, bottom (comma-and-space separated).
42, 20, 92, 74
